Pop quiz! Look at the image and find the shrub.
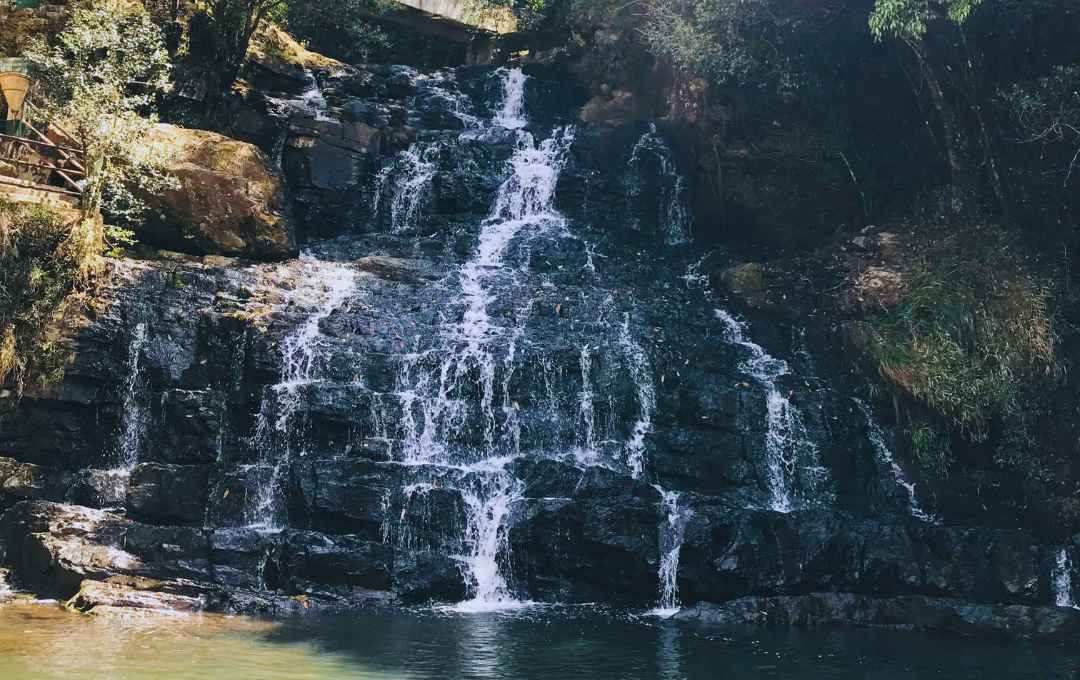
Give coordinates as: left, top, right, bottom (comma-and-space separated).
0, 201, 85, 393
866, 225, 1058, 473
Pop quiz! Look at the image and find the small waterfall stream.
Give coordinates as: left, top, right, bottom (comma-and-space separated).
626, 123, 692, 245
714, 309, 828, 512
854, 398, 935, 522
650, 485, 689, 616
372, 142, 442, 234
245, 256, 357, 530
388, 68, 576, 610
115, 322, 149, 470
1054, 548, 1076, 608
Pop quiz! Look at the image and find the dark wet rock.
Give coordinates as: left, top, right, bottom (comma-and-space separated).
0, 457, 70, 506
271, 531, 392, 593
392, 551, 467, 604
127, 463, 211, 526
354, 256, 441, 283
67, 469, 129, 510
292, 459, 400, 538
147, 390, 225, 465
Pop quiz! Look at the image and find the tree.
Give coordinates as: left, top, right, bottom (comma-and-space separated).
195, 0, 287, 105
869, 0, 1006, 213
277, 0, 391, 63
639, 0, 806, 90
25, 0, 173, 233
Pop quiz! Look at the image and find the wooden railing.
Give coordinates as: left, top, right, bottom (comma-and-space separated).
0, 92, 86, 199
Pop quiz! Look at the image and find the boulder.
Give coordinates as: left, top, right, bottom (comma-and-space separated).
721, 262, 768, 309
0, 457, 69, 504
1, 502, 140, 596
135, 124, 297, 260
127, 463, 211, 526
355, 256, 441, 283
67, 469, 129, 510
66, 576, 206, 614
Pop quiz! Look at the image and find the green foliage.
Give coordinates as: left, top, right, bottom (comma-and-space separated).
194, 0, 286, 99
906, 419, 952, 477
639, 0, 806, 90
24, 0, 175, 222
999, 63, 1080, 188
866, 227, 1058, 474
276, 0, 391, 62
0, 201, 82, 393
103, 224, 138, 258
869, 0, 985, 42
462, 0, 557, 31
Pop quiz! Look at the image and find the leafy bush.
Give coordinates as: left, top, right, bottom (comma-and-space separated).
998, 63, 1080, 234
25, 0, 174, 226
0, 202, 85, 393
866, 226, 1058, 473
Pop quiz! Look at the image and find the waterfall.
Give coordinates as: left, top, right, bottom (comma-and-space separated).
626, 123, 692, 245
619, 313, 656, 479
491, 67, 527, 130
854, 398, 935, 523
245, 256, 356, 530
650, 485, 689, 616
115, 321, 148, 470
454, 470, 526, 612
714, 308, 826, 512
425, 69, 482, 128
300, 74, 332, 122
1054, 548, 1076, 608
576, 344, 597, 457
387, 68, 574, 611
372, 141, 442, 234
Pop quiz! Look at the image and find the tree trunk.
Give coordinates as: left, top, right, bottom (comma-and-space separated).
907, 38, 971, 197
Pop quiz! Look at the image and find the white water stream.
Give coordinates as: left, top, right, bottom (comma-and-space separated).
115, 322, 149, 470
854, 398, 935, 523
714, 309, 825, 513
1054, 548, 1076, 608
246, 256, 357, 530
627, 123, 692, 245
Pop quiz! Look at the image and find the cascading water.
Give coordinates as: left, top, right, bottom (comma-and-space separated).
1054, 548, 1076, 608
626, 123, 692, 245
372, 141, 441, 234
245, 256, 356, 530
714, 309, 828, 512
650, 485, 689, 617
576, 344, 598, 457
854, 398, 935, 522
115, 322, 149, 469
491, 67, 527, 130
386, 68, 576, 610
619, 313, 656, 479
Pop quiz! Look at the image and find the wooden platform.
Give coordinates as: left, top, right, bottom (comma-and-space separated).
0, 174, 80, 208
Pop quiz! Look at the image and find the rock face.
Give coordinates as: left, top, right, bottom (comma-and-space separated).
0, 64, 1077, 642
135, 125, 297, 260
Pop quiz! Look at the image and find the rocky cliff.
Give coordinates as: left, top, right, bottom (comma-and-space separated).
0, 62, 1077, 642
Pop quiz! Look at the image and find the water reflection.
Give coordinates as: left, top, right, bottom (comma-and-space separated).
0, 602, 1078, 679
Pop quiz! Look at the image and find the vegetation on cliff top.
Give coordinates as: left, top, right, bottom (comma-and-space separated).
0, 201, 85, 394
25, 0, 174, 230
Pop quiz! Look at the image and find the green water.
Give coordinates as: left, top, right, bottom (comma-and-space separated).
0, 602, 1076, 679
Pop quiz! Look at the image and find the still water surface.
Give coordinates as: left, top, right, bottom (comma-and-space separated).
0, 602, 1077, 679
